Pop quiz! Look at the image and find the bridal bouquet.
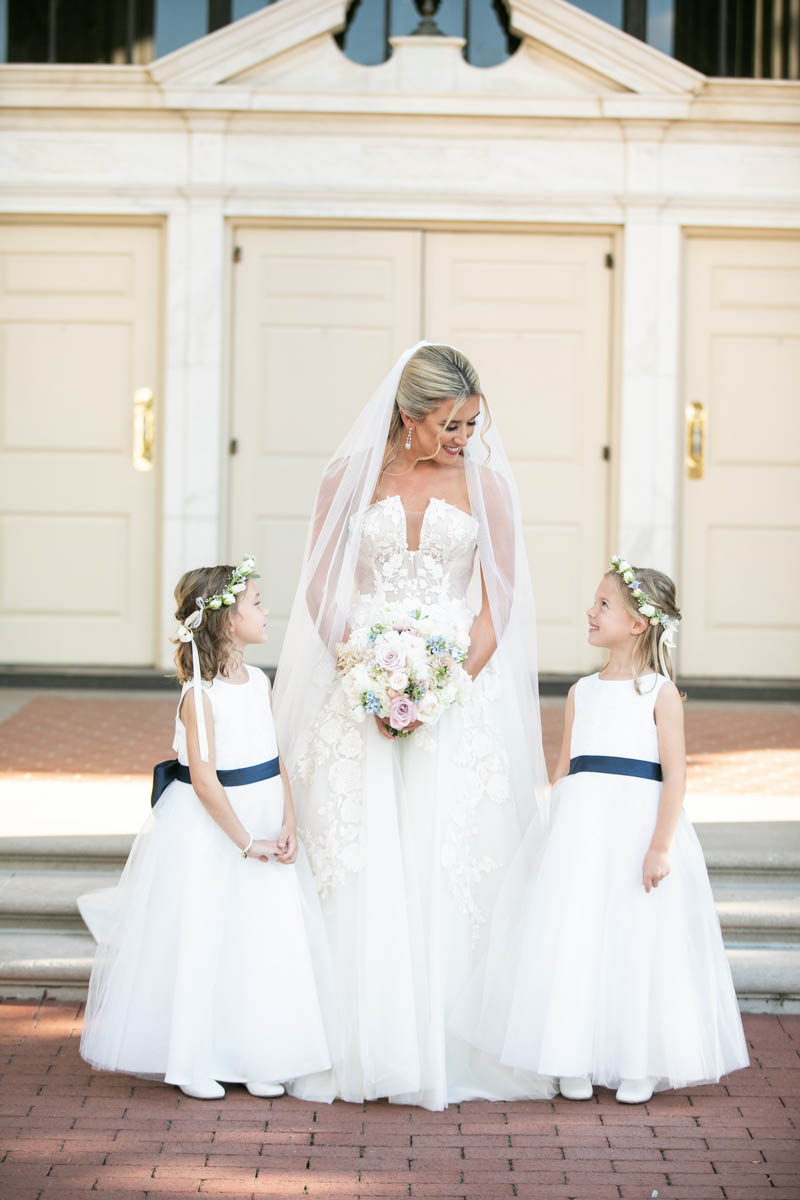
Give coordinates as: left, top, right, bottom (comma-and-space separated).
336, 604, 472, 737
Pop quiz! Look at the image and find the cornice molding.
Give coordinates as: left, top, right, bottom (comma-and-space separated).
508, 0, 704, 95
150, 0, 346, 86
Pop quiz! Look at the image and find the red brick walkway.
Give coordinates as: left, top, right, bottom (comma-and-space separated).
0, 696, 798, 794
1, 1002, 798, 1200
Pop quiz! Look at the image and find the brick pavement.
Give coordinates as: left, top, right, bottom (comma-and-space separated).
0, 1001, 798, 1200
0, 695, 798, 793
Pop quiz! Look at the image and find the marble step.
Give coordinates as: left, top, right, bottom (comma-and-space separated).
0, 835, 133, 871
0, 869, 119, 929
0, 931, 797, 1011
1, 822, 797, 875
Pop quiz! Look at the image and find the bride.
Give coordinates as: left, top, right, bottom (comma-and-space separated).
274, 343, 552, 1109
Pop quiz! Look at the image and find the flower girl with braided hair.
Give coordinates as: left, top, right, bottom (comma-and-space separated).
468, 558, 748, 1104
79, 558, 335, 1101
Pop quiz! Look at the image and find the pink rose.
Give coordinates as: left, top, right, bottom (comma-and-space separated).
374, 635, 404, 671
389, 695, 418, 730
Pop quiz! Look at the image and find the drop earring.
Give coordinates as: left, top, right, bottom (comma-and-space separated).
405, 426, 412, 451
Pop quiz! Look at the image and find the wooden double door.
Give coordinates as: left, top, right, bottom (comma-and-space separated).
228, 226, 615, 673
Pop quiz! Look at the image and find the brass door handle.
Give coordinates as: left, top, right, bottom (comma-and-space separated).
133, 388, 154, 471
686, 401, 705, 479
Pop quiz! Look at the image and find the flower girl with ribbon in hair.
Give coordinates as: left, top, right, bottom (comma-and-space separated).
468, 558, 748, 1104
79, 558, 336, 1100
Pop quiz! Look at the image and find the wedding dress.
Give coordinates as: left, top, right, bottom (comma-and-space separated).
287, 492, 554, 1109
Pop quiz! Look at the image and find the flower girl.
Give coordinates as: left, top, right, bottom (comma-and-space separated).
79, 558, 335, 1100
469, 558, 748, 1103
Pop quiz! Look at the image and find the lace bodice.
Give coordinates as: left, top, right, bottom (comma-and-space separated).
348, 495, 478, 631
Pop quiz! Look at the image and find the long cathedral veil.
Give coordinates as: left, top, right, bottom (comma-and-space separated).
273, 342, 548, 832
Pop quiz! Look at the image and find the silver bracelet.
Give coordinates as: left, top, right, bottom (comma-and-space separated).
241, 832, 254, 859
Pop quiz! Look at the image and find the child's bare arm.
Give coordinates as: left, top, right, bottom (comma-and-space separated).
182, 689, 277, 861
550, 684, 576, 786
264, 673, 298, 864
643, 682, 686, 893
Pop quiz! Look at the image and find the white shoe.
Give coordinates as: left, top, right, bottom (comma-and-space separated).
616, 1078, 654, 1104
179, 1079, 225, 1100
559, 1076, 593, 1100
245, 1081, 285, 1098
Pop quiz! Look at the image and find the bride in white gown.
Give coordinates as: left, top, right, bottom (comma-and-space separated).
275, 343, 553, 1110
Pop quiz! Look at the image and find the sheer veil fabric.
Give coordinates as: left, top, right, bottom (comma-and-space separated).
274, 342, 551, 1107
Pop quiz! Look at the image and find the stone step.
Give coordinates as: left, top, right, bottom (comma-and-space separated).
712, 884, 800, 945
0, 835, 133, 871
0, 870, 120, 929
695, 822, 800, 884
1, 823, 798, 875
728, 947, 800, 1013
0, 931, 796, 1011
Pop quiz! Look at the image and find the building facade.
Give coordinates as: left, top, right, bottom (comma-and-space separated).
1, 0, 798, 678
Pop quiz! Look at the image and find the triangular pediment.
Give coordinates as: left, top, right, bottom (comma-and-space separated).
150, 0, 704, 103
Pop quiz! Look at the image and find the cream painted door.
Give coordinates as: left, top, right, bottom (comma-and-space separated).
228, 227, 422, 663
424, 232, 613, 673
680, 235, 800, 678
0, 223, 161, 665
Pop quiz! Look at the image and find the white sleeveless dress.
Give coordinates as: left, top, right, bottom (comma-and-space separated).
472, 672, 749, 1091
79, 665, 334, 1088
290, 495, 553, 1109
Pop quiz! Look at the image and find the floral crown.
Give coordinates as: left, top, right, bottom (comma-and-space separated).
609, 555, 679, 645
177, 554, 259, 642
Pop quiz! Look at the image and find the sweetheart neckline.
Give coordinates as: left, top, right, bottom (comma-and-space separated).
366, 494, 477, 555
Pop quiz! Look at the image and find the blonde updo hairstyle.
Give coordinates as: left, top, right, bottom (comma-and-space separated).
383, 344, 491, 474
172, 566, 239, 684
608, 566, 682, 694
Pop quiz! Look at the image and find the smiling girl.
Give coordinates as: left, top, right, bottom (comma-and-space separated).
469, 558, 748, 1104
79, 559, 335, 1102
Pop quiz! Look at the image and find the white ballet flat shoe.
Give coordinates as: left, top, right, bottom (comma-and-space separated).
245, 1081, 285, 1098
179, 1079, 225, 1100
616, 1078, 654, 1104
559, 1076, 593, 1100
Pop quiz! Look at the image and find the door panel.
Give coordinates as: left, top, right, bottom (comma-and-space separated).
681, 236, 800, 677
0, 223, 161, 664
424, 232, 613, 673
228, 227, 422, 661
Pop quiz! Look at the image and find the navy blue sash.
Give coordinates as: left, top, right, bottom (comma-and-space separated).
568, 754, 663, 782
151, 756, 280, 807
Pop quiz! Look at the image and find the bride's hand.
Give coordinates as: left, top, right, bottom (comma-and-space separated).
374, 716, 422, 740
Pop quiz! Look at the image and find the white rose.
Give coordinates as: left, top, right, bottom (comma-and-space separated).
439, 683, 457, 707
221, 592, 236, 606
632, 587, 643, 598
208, 597, 222, 609
639, 603, 656, 619
623, 569, 635, 584
231, 581, 247, 594
388, 670, 409, 692
416, 692, 441, 724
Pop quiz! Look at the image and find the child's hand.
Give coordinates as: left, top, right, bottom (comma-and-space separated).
247, 838, 280, 862
274, 823, 298, 865
643, 848, 670, 893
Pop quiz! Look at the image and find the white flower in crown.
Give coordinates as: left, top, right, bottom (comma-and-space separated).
639, 603, 656, 619
618, 560, 631, 573
230, 581, 247, 594
623, 568, 635, 584
208, 596, 222, 609
221, 592, 236, 605
631, 587, 643, 598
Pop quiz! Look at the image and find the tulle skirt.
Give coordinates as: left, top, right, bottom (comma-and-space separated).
469, 774, 749, 1091
79, 777, 335, 1087
289, 663, 555, 1110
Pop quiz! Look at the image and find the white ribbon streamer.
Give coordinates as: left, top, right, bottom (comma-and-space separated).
176, 606, 209, 762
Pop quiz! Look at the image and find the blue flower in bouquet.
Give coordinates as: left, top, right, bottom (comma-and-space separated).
363, 691, 382, 715
426, 635, 448, 654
